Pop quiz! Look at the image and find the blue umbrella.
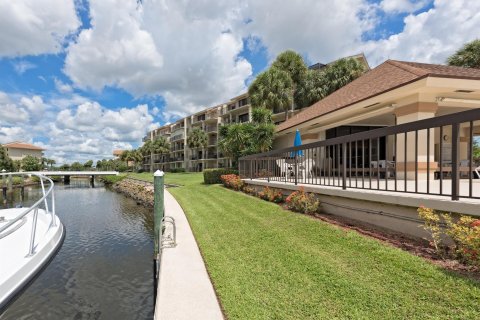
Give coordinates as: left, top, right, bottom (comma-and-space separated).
291, 129, 304, 157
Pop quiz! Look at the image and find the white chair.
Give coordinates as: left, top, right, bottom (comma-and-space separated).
276, 159, 293, 179
298, 158, 315, 180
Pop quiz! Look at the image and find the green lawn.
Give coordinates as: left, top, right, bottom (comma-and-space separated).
131, 172, 480, 319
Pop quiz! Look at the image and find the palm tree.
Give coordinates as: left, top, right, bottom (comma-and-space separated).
447, 39, 480, 68
248, 67, 294, 120
218, 108, 275, 166
296, 57, 367, 108
47, 159, 56, 170
187, 127, 208, 151
151, 136, 170, 154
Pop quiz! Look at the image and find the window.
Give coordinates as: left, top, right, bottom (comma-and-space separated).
238, 98, 249, 107
238, 113, 249, 123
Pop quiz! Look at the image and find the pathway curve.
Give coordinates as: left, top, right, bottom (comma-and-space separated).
154, 189, 224, 320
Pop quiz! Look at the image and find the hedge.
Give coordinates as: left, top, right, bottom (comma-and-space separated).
169, 168, 186, 173
203, 168, 239, 184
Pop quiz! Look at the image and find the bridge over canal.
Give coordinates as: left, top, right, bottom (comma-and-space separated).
26, 171, 119, 187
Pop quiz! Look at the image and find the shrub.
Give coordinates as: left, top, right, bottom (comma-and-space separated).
417, 206, 443, 253
170, 168, 186, 173
285, 187, 320, 215
203, 168, 238, 184
220, 174, 244, 191
243, 186, 257, 196
417, 206, 480, 266
443, 214, 480, 266
258, 186, 284, 203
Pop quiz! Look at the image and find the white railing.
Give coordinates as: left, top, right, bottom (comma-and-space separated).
0, 173, 56, 256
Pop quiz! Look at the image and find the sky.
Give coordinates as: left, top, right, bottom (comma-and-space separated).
0, 0, 479, 164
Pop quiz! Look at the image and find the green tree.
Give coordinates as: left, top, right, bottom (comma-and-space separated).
46, 158, 56, 170
248, 67, 294, 119
152, 136, 170, 154
0, 145, 14, 171
296, 57, 367, 108
187, 127, 208, 150
473, 139, 480, 164
60, 163, 70, 171
70, 162, 83, 171
21, 155, 41, 171
83, 160, 93, 168
447, 39, 480, 68
271, 50, 307, 89
219, 108, 275, 166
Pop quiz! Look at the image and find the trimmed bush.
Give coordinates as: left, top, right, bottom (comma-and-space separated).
170, 168, 186, 173
258, 186, 284, 203
285, 187, 320, 215
204, 168, 238, 184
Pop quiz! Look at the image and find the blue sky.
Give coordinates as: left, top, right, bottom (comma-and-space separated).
0, 0, 478, 164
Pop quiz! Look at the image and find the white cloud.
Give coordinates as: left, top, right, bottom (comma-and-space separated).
363, 0, 480, 65
64, 0, 252, 115
13, 60, 36, 74
54, 78, 74, 93
0, 0, 80, 57
0, 91, 157, 164
380, 0, 431, 13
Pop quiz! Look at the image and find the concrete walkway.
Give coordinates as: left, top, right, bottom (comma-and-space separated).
154, 189, 224, 320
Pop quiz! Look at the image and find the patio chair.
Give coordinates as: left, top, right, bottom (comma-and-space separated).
276, 159, 293, 179
298, 158, 315, 180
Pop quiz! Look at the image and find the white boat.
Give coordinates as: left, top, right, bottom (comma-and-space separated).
0, 173, 65, 310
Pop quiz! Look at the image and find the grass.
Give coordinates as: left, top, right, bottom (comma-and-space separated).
130, 172, 480, 319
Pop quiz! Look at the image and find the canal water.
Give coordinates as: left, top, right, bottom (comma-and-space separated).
0, 181, 154, 319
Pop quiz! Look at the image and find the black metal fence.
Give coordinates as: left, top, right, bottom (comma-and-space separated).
239, 108, 480, 200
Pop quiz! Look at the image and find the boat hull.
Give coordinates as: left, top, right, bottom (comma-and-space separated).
0, 209, 65, 311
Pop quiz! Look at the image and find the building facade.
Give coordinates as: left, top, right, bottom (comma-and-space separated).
2, 141, 44, 161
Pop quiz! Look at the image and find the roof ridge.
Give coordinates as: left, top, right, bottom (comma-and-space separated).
385, 60, 428, 77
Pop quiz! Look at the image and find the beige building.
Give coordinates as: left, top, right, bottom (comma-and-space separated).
2, 141, 44, 161
273, 60, 480, 180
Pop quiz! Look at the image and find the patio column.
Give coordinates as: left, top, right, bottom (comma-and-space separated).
395, 102, 438, 180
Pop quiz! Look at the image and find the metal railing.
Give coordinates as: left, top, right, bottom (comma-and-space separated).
239, 108, 480, 201
0, 173, 57, 256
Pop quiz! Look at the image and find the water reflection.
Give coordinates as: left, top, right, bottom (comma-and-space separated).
0, 182, 154, 319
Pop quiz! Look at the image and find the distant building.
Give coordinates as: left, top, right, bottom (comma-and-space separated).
113, 149, 125, 159
2, 141, 45, 161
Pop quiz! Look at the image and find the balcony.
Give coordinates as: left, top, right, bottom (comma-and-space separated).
205, 125, 217, 133
171, 135, 184, 142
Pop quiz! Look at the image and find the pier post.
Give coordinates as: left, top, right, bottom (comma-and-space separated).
64, 175, 70, 185
7, 174, 12, 193
153, 170, 165, 304
90, 175, 95, 188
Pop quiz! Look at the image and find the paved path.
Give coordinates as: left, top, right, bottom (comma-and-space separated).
154, 189, 224, 320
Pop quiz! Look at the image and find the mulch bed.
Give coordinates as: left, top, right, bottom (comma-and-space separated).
311, 211, 480, 281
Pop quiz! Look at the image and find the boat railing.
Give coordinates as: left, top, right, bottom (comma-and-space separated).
0, 172, 56, 256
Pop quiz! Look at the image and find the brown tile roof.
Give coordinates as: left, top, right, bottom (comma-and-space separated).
277, 60, 480, 132
113, 149, 125, 156
2, 141, 45, 151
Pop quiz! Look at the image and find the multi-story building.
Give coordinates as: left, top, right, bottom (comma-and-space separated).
143, 54, 370, 172
143, 93, 254, 172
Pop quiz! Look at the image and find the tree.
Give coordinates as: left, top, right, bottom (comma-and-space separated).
447, 39, 480, 68
152, 136, 170, 154
0, 145, 14, 171
218, 108, 275, 166
187, 127, 208, 150
271, 50, 307, 89
296, 57, 367, 108
70, 162, 83, 171
473, 139, 480, 164
60, 163, 70, 171
83, 160, 93, 168
46, 159, 56, 170
21, 155, 41, 171
248, 68, 294, 119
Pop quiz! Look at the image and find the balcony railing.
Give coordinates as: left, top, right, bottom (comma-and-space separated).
205, 125, 217, 133
239, 108, 480, 201
171, 135, 184, 142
